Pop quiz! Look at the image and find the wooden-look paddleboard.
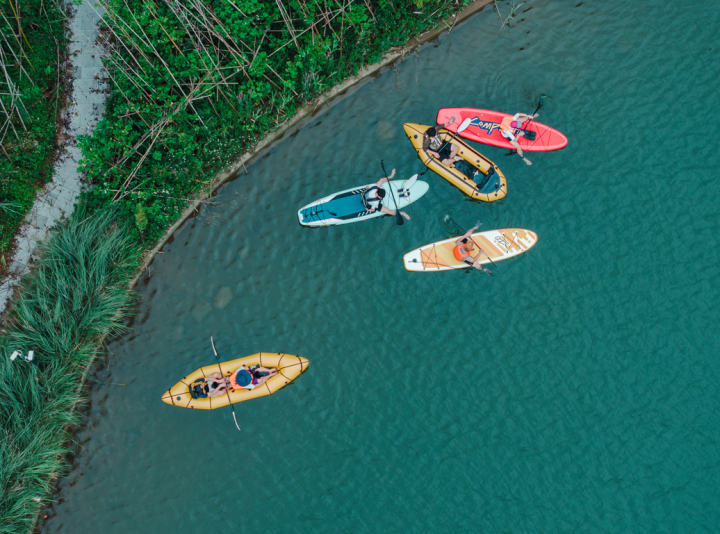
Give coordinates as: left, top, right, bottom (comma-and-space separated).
161, 353, 309, 410
437, 108, 568, 152
403, 228, 538, 272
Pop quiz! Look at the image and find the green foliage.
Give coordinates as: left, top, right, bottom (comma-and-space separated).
0, 209, 140, 533
81, 0, 471, 244
0, 0, 69, 270
134, 202, 148, 235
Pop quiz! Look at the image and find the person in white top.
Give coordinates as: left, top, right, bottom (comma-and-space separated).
362, 169, 411, 220
498, 112, 539, 165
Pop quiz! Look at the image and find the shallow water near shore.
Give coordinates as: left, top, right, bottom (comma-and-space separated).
43, 0, 720, 532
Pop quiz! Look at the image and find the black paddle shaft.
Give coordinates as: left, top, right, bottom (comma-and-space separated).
522, 96, 545, 137
210, 336, 242, 432
380, 160, 403, 226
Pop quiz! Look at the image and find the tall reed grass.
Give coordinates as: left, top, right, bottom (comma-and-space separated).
0, 209, 139, 533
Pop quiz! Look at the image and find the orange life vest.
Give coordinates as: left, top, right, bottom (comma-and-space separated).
229, 368, 253, 389
453, 243, 471, 262
500, 116, 517, 132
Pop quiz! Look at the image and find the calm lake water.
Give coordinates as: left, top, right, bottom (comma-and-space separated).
43, 0, 720, 532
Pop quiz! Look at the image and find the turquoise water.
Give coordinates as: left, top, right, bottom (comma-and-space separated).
43, 0, 720, 532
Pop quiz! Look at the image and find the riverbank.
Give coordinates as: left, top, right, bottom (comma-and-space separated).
0, 1, 496, 532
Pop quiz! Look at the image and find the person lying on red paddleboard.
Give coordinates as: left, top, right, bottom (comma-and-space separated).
423, 125, 462, 167
495, 112, 539, 166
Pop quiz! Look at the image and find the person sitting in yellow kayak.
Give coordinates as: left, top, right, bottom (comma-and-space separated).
363, 169, 411, 221
229, 365, 278, 390
189, 373, 230, 398
453, 223, 491, 273
499, 112, 538, 166
423, 126, 461, 167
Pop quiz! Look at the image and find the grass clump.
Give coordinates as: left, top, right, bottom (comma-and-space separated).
0, 209, 139, 532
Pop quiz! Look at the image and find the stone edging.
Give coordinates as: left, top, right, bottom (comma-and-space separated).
129, 0, 494, 287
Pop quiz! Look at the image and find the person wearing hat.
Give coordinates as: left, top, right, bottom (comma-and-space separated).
229, 365, 278, 390
453, 223, 492, 273
363, 169, 411, 221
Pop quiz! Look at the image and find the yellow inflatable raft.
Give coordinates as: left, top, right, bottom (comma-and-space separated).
161, 353, 309, 410
403, 123, 507, 201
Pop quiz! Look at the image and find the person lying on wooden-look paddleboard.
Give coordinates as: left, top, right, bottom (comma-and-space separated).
229, 365, 278, 390
498, 112, 538, 166
453, 223, 492, 273
423, 126, 462, 167
363, 169, 411, 221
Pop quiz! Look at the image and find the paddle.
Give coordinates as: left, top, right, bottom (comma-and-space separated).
380, 160, 403, 226
519, 95, 546, 141
210, 336, 242, 432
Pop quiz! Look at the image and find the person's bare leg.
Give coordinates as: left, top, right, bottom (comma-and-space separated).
510, 139, 532, 165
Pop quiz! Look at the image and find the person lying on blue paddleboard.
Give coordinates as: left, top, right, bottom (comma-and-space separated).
229, 365, 278, 390
423, 126, 461, 167
496, 112, 538, 166
453, 223, 492, 273
362, 169, 411, 221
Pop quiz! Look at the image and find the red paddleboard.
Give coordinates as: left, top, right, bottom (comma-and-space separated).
437, 108, 568, 152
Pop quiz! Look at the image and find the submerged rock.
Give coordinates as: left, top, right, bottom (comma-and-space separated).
213, 286, 233, 309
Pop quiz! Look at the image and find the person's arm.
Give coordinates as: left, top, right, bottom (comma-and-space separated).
380, 206, 410, 220
438, 116, 456, 128
427, 149, 440, 158
376, 176, 388, 187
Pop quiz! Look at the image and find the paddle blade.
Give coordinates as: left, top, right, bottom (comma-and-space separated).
405, 173, 418, 190
396, 212, 404, 225
457, 117, 474, 133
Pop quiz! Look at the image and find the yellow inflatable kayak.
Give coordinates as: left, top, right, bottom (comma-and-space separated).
161, 353, 309, 410
403, 123, 507, 201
